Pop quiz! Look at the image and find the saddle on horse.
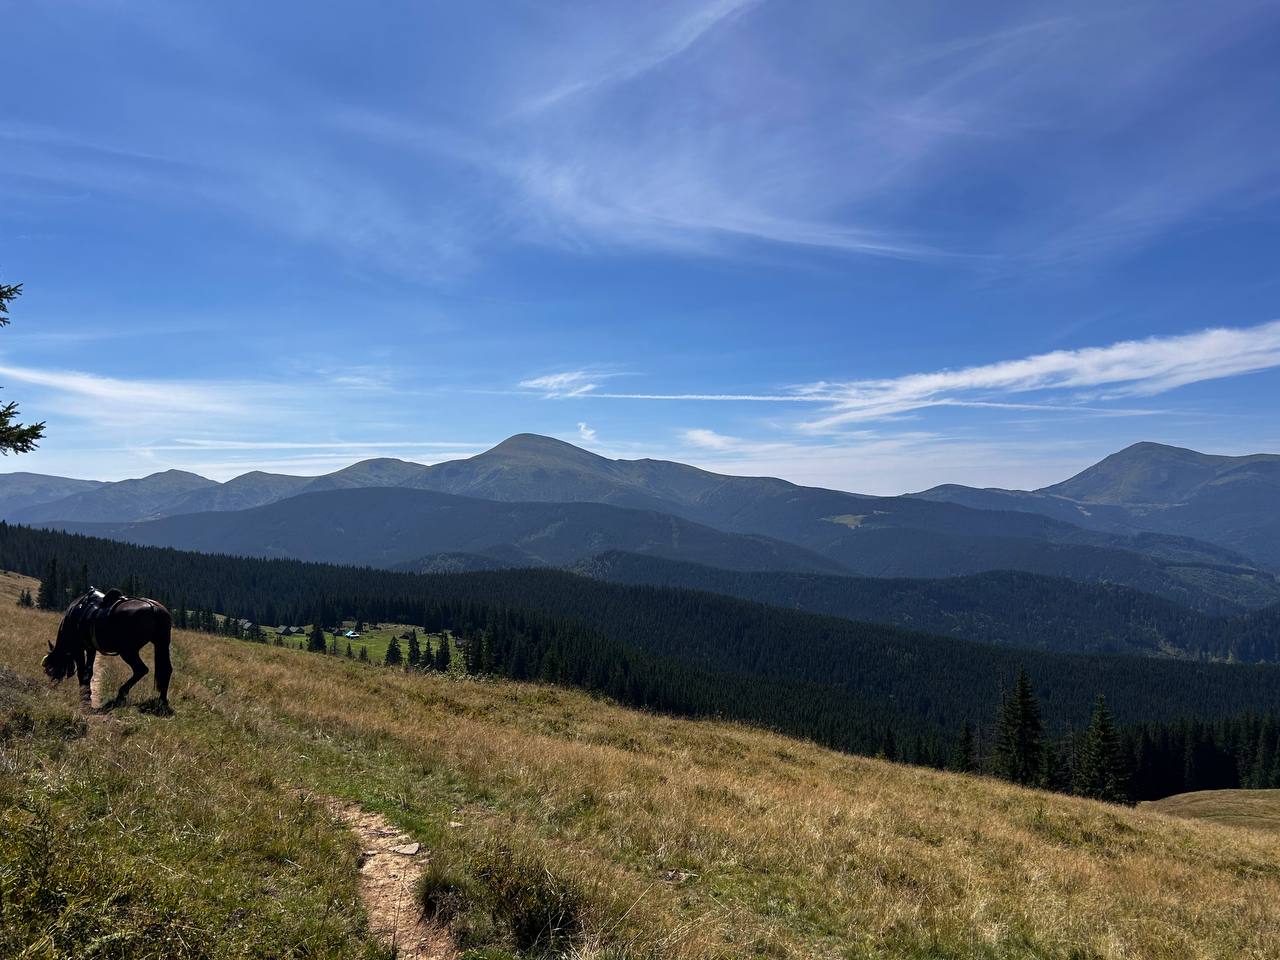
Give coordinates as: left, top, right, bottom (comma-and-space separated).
69, 587, 128, 652
87, 587, 126, 620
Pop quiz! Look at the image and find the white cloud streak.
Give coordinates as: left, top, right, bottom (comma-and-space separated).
519, 370, 617, 398
516, 320, 1280, 428
799, 320, 1280, 429
18, 1, 1279, 273
519, 0, 761, 115
0, 362, 260, 427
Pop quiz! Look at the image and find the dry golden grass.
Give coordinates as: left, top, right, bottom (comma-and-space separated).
5, 569, 1280, 958
1140, 789, 1280, 835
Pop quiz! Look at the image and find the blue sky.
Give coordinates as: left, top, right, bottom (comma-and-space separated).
3, 0, 1279, 491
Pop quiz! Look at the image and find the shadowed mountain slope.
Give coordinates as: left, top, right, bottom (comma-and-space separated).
47, 487, 849, 574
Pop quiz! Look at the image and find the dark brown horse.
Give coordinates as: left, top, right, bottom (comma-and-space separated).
43, 590, 173, 710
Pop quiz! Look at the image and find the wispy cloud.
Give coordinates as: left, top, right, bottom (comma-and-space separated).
520, 370, 620, 398
161, 439, 487, 451
798, 320, 1280, 429
16, 1, 1278, 275
0, 362, 261, 427
576, 422, 598, 443
518, 0, 762, 115
513, 320, 1280, 430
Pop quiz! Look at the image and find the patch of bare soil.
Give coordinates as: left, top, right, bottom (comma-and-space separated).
320, 796, 457, 960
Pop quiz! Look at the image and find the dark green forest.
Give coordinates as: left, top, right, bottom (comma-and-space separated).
6, 521, 1279, 801
577, 551, 1280, 661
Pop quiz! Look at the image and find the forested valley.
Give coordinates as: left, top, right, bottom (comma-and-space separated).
7, 520, 1279, 803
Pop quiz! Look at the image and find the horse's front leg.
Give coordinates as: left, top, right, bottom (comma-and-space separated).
76, 650, 94, 705
110, 649, 149, 708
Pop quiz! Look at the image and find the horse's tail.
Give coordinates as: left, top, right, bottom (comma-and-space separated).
151, 602, 174, 703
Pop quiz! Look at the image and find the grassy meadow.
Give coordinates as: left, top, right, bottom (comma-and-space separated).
4, 568, 1280, 958
1139, 789, 1280, 835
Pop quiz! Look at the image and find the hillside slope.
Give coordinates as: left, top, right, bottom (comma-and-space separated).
3, 585, 1279, 959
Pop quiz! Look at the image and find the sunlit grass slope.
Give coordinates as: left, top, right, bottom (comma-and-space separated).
1139, 789, 1280, 835
4, 569, 1280, 958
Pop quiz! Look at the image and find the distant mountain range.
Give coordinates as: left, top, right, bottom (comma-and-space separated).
0, 472, 106, 517
52, 488, 848, 574
917, 442, 1280, 570
5, 435, 1279, 612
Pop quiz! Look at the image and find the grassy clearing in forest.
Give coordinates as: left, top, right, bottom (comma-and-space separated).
267, 620, 460, 669
4, 568, 1280, 958
1139, 788, 1280, 835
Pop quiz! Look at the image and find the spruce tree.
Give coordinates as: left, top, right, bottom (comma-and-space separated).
993, 667, 1044, 786
1249, 716, 1276, 789
406, 629, 420, 668
307, 623, 327, 653
72, 562, 89, 597
345, 641, 353, 659
954, 721, 976, 773
0, 281, 45, 454
1075, 694, 1127, 803
434, 634, 452, 672
463, 631, 481, 674
384, 635, 403, 667
16, 588, 33, 608
880, 728, 897, 762
36, 557, 60, 610
359, 645, 369, 663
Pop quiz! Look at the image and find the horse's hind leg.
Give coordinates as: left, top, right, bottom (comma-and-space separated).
153, 633, 173, 706
112, 648, 149, 706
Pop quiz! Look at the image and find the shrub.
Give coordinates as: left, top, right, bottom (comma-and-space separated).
418, 855, 473, 924
472, 841, 589, 953
420, 839, 616, 956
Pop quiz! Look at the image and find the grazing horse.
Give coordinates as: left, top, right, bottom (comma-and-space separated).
42, 589, 173, 710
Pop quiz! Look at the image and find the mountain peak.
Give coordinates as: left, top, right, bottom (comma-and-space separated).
137, 469, 216, 485
480, 433, 607, 464
1109, 441, 1206, 461
1040, 442, 1273, 505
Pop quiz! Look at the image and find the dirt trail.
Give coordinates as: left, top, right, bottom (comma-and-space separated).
88, 669, 103, 710
85, 658, 451, 956
320, 796, 456, 960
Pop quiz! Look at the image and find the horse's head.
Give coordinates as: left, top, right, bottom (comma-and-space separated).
42, 635, 74, 682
